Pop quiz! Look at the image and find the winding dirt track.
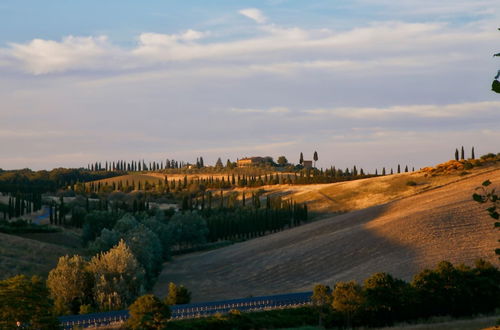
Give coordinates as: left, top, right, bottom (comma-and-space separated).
154, 169, 500, 302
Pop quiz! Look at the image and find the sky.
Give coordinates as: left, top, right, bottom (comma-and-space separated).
1, 0, 500, 171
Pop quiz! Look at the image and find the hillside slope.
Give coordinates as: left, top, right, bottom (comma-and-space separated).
154, 168, 500, 302
0, 232, 75, 279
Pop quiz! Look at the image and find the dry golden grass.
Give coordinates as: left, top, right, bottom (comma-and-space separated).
153, 165, 500, 303
246, 163, 499, 214
0, 232, 75, 279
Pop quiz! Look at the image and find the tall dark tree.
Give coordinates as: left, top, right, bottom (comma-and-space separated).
299, 152, 304, 165
471, 147, 475, 159
455, 148, 459, 161
460, 146, 465, 160
397, 164, 401, 173
215, 158, 223, 168
313, 151, 319, 167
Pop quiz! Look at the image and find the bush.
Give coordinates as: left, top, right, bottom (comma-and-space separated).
406, 180, 417, 186
127, 294, 170, 330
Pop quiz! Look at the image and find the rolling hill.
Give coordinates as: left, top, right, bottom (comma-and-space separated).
0, 231, 75, 279
153, 165, 500, 303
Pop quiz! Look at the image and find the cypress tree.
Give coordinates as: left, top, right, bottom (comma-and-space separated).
397, 164, 401, 173
405, 165, 408, 172
461, 146, 465, 160
471, 147, 475, 159
313, 151, 319, 167
299, 152, 304, 165
382, 167, 386, 175
455, 148, 459, 161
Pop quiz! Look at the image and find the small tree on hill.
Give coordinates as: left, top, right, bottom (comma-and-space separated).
455, 148, 459, 161
165, 282, 192, 305
277, 156, 288, 166
299, 152, 304, 165
461, 146, 465, 160
313, 151, 319, 167
215, 158, 223, 168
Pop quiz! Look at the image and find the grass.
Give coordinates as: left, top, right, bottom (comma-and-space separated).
373, 315, 500, 330
0, 231, 76, 280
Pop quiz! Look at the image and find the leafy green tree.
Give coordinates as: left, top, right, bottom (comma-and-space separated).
88, 228, 121, 255
127, 294, 171, 330
472, 180, 500, 259
166, 211, 208, 250
277, 156, 288, 166
47, 255, 94, 315
124, 224, 163, 287
363, 272, 411, 326
165, 282, 192, 305
311, 284, 332, 326
89, 240, 145, 311
0, 275, 59, 329
332, 281, 365, 327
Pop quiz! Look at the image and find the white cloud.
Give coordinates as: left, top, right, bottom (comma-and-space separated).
229, 106, 290, 114
239, 8, 267, 24
304, 101, 500, 119
1, 20, 495, 75
8, 35, 116, 75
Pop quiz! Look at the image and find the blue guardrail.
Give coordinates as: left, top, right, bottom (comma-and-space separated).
59, 291, 313, 329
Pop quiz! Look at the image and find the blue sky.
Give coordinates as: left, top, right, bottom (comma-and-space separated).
1, 1, 500, 170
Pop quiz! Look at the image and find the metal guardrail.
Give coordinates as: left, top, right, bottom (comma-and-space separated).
58, 291, 312, 329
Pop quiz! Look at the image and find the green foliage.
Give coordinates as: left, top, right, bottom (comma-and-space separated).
277, 156, 288, 166
89, 240, 145, 311
363, 272, 412, 325
0, 219, 60, 234
127, 294, 171, 330
0, 275, 59, 329
165, 282, 192, 305
82, 211, 120, 245
166, 211, 208, 250
472, 180, 500, 258
167, 307, 318, 330
47, 255, 94, 315
332, 281, 365, 326
313, 260, 500, 328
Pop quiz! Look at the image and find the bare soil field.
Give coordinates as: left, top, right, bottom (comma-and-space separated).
0, 232, 74, 279
154, 166, 500, 302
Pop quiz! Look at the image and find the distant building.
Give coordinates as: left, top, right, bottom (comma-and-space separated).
302, 160, 313, 169
237, 156, 274, 167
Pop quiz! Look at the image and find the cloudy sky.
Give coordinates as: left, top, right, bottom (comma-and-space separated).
1, 0, 499, 171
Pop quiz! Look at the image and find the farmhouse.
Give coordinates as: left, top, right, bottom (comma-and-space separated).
302, 160, 313, 169
237, 156, 273, 167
